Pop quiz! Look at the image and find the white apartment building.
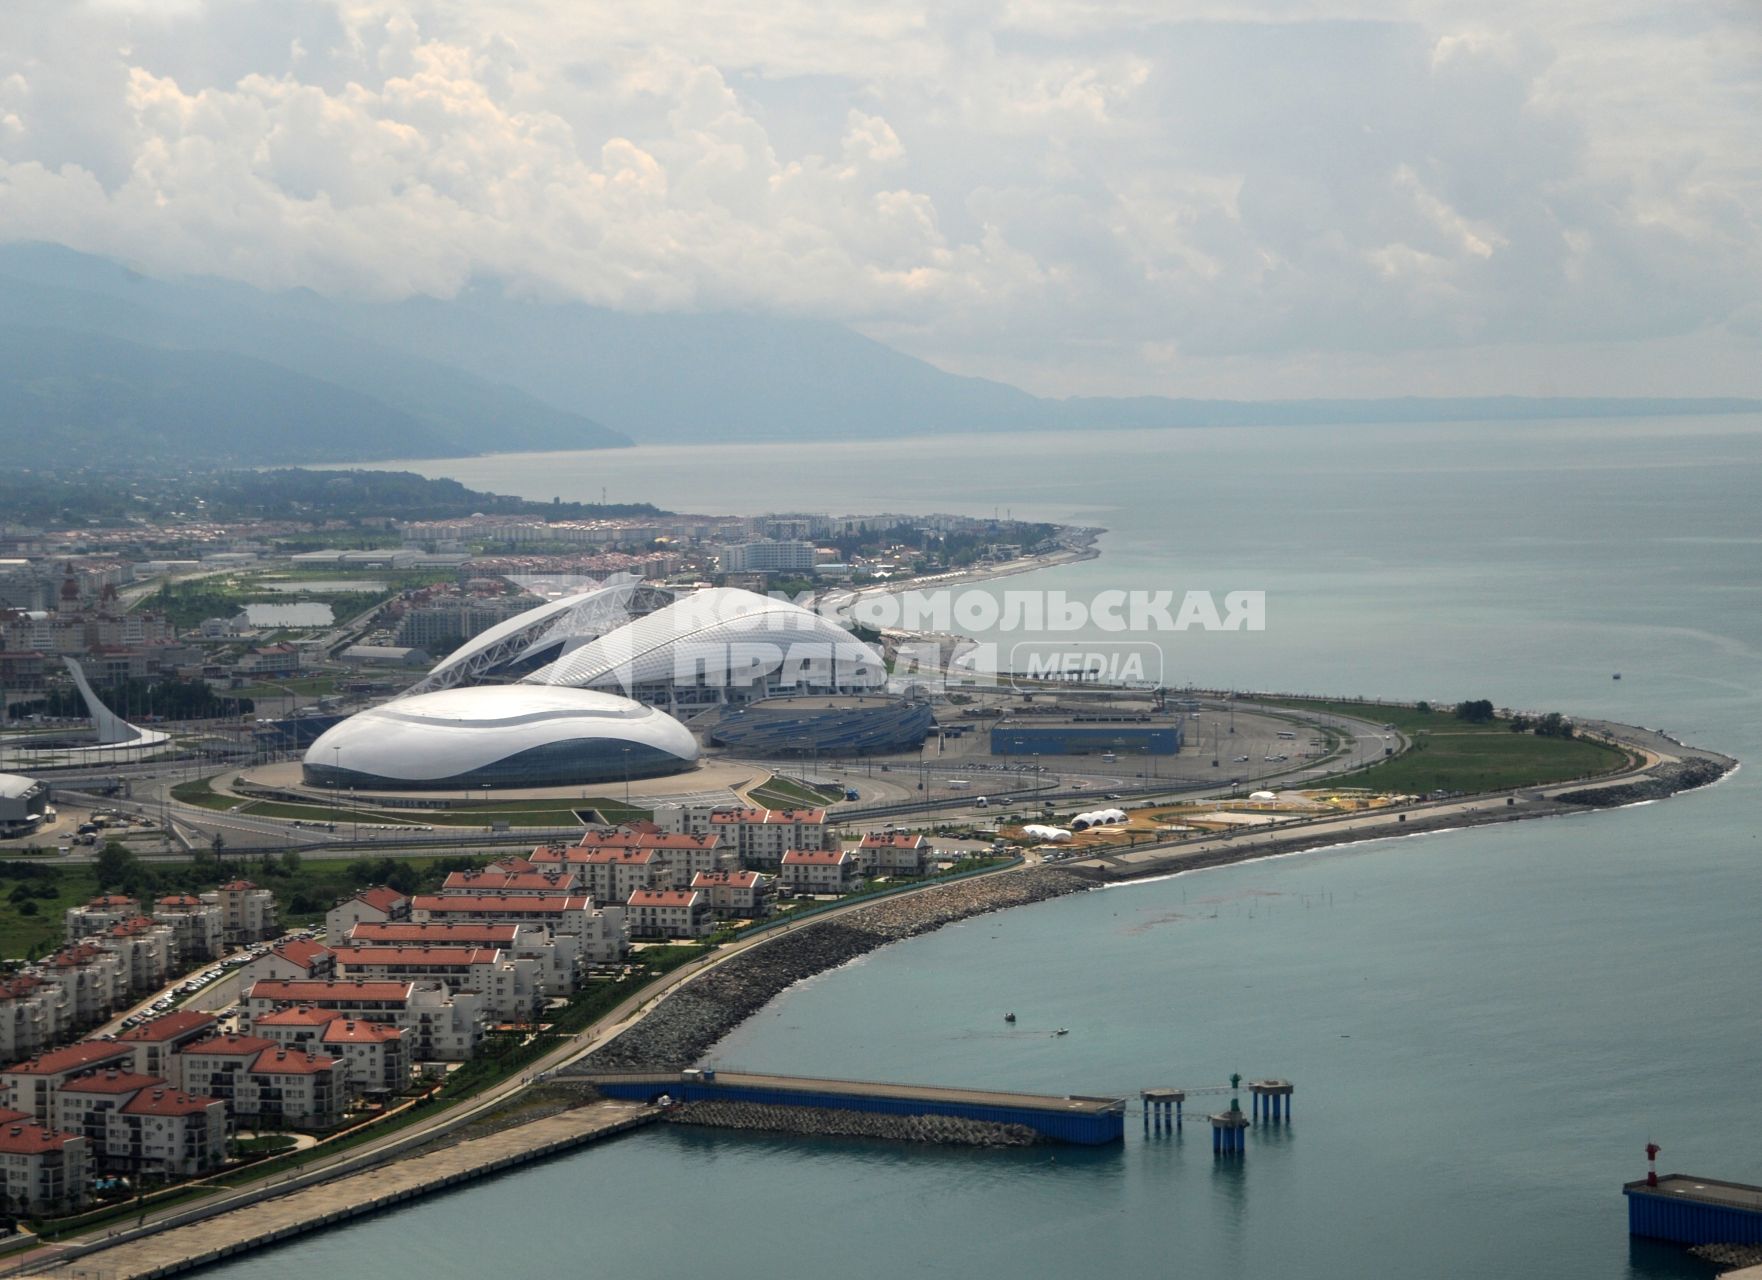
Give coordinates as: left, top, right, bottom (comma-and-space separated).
53, 1069, 228, 1178
572, 831, 736, 886
855, 832, 931, 876
237, 939, 335, 990
778, 849, 860, 894
0, 1040, 137, 1122
64, 895, 141, 944
530, 848, 665, 905
689, 870, 772, 919
152, 894, 225, 962
344, 921, 585, 994
625, 889, 714, 940
176, 1034, 345, 1130
206, 881, 278, 945
329, 946, 546, 1022
0, 974, 68, 1063
440, 869, 583, 898
243, 979, 486, 1062
409, 894, 627, 964
657, 807, 833, 868
323, 886, 411, 942
0, 1109, 89, 1213
118, 1010, 220, 1087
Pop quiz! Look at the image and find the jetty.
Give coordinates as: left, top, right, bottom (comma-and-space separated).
12, 1101, 655, 1280
581, 1069, 1127, 1145
1626, 1173, 1762, 1247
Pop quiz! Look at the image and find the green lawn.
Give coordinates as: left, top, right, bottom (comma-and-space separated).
749, 774, 845, 808
1318, 730, 1627, 795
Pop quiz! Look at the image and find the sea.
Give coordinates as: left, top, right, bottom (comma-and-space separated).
213, 416, 1762, 1279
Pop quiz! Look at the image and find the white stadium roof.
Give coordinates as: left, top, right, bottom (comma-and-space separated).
525, 587, 884, 694
303, 685, 697, 789
403, 574, 675, 696
0, 773, 42, 800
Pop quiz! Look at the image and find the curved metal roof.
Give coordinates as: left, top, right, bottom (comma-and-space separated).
303, 686, 697, 783
526, 587, 884, 693
403, 575, 675, 696
0, 772, 42, 800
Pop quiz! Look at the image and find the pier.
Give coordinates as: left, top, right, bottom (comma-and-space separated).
1625, 1174, 1762, 1247
580, 1069, 1128, 1145
17, 1101, 656, 1280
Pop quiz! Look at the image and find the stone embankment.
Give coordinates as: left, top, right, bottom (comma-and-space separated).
576, 867, 1092, 1072
1555, 757, 1729, 807
666, 1100, 1040, 1148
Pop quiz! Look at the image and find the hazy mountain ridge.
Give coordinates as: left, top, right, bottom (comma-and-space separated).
2, 244, 1756, 463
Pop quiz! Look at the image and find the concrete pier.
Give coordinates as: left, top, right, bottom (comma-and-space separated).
1141, 1088, 1185, 1134
30, 1101, 656, 1280
1209, 1102, 1250, 1156
1249, 1079, 1293, 1124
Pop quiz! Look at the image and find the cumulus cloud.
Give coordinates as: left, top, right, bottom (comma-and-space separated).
0, 0, 1757, 396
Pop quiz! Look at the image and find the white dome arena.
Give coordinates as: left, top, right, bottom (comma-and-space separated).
301, 686, 698, 791
525, 587, 885, 698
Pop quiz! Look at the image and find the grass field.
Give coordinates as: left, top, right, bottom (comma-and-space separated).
1261, 697, 1633, 795
171, 775, 649, 829
748, 774, 845, 808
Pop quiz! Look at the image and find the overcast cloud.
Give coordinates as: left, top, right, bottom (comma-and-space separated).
1, 0, 1757, 397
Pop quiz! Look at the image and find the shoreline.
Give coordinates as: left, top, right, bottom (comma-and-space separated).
566, 720, 1735, 1074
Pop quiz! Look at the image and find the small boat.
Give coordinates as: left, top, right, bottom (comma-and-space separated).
1004, 1012, 1016, 1023
1052, 1027, 1069, 1037
1612, 672, 1622, 680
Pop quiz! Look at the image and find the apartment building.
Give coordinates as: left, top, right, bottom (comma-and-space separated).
778, 849, 860, 894
118, 1010, 220, 1087
689, 870, 772, 919
854, 832, 931, 876
53, 1069, 228, 1178
625, 889, 714, 940
0, 1109, 89, 1213
344, 921, 585, 994
0, 1040, 137, 1122
152, 894, 225, 963
323, 886, 411, 942
409, 894, 627, 964
176, 1034, 345, 1130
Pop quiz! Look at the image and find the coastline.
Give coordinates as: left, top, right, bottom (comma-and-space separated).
567, 721, 1735, 1074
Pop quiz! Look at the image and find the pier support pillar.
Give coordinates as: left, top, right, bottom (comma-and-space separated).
1249, 1080, 1294, 1126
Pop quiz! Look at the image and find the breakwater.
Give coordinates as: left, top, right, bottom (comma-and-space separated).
1556, 757, 1729, 807
666, 1099, 1041, 1147
575, 866, 1093, 1072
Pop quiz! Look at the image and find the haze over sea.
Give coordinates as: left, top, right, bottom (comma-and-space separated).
245, 416, 1762, 1279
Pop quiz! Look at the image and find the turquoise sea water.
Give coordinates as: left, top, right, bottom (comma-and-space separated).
210, 417, 1762, 1278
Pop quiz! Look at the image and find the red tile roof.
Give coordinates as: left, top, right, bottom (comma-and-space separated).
250, 1047, 340, 1076
218, 880, 260, 892
532, 847, 654, 865
269, 939, 332, 970
254, 1004, 335, 1028
860, 832, 928, 848
575, 832, 722, 851
122, 1086, 222, 1117
156, 894, 205, 908
332, 946, 498, 966
348, 922, 521, 945
181, 1033, 279, 1058
118, 1010, 218, 1043
59, 1069, 164, 1095
710, 807, 826, 825
321, 1019, 404, 1045
350, 886, 409, 913
441, 871, 581, 892
627, 889, 702, 907
3, 1041, 135, 1076
692, 870, 762, 888
248, 979, 413, 1003
0, 1119, 79, 1154
413, 894, 589, 913
84, 895, 139, 909
780, 849, 851, 865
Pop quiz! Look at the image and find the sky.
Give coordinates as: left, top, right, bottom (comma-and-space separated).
0, 0, 1758, 399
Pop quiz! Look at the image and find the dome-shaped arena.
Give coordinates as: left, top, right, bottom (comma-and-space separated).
301, 686, 698, 791
526, 587, 886, 710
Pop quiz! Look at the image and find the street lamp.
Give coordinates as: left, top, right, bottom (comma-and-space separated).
622, 747, 631, 804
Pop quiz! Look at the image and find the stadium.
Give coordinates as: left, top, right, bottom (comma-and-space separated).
301, 686, 699, 791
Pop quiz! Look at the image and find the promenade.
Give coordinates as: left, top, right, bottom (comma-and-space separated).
20, 1101, 656, 1280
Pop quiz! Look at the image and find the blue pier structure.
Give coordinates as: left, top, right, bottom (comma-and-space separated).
1209, 1100, 1250, 1156
1625, 1175, 1762, 1246
1141, 1088, 1184, 1134
582, 1069, 1127, 1145
1249, 1079, 1293, 1124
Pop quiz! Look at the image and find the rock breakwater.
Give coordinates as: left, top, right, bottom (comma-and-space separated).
574, 867, 1091, 1072
1556, 757, 1729, 807
665, 1100, 1040, 1148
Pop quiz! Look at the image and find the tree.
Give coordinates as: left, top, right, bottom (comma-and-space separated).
95, 841, 141, 892
280, 849, 303, 876
1455, 699, 1496, 724
1415, 700, 1433, 715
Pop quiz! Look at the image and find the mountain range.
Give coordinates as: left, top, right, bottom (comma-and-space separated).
1, 242, 1756, 466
